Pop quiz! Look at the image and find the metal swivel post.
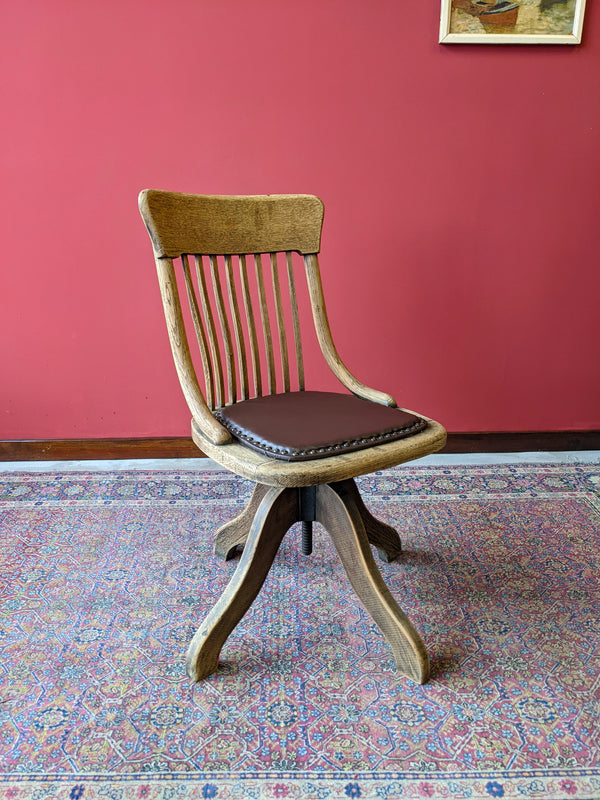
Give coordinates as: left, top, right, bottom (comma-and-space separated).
299, 486, 316, 556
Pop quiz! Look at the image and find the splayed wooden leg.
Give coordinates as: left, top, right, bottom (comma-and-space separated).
187, 486, 298, 681
344, 478, 403, 562
213, 483, 271, 560
316, 479, 430, 684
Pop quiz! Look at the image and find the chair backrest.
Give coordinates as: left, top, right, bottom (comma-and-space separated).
139, 190, 395, 445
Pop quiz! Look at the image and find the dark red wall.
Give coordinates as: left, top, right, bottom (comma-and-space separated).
2, 0, 599, 438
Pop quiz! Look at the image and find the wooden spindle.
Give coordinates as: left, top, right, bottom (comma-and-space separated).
254, 253, 276, 395
238, 254, 262, 398
181, 255, 215, 409
286, 251, 304, 391
195, 255, 224, 409
270, 252, 290, 393
225, 255, 249, 402
209, 255, 236, 405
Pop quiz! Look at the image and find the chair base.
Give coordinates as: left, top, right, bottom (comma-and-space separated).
214, 479, 403, 563
186, 478, 429, 684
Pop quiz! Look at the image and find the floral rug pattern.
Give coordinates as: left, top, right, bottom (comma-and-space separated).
0, 464, 599, 798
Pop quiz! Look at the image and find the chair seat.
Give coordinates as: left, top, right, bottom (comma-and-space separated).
193, 408, 446, 488
214, 391, 426, 461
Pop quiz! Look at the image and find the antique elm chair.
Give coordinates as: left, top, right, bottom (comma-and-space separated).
138, 190, 446, 684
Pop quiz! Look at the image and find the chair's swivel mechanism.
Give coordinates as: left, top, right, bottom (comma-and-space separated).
139, 191, 447, 685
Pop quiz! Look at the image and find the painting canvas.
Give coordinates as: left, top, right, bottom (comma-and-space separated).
439, 0, 586, 43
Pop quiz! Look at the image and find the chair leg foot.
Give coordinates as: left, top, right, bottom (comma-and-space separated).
343, 478, 403, 562
316, 480, 430, 685
186, 486, 298, 681
213, 483, 271, 560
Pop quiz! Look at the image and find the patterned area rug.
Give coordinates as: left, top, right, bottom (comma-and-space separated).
1, 464, 599, 799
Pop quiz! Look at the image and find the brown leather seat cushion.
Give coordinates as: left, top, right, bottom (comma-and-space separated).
214, 391, 427, 461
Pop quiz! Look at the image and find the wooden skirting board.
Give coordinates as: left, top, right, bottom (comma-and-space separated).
1, 431, 599, 462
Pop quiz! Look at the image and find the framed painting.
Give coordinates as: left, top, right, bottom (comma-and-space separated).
439, 0, 586, 43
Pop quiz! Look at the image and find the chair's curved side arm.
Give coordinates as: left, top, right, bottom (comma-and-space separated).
304, 254, 397, 408
156, 257, 232, 446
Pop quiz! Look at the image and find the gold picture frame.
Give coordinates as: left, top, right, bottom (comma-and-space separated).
439, 0, 586, 44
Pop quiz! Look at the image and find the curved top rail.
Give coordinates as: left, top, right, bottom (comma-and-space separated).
139, 190, 324, 258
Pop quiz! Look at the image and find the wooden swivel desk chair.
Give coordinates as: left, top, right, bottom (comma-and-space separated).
138, 191, 446, 685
